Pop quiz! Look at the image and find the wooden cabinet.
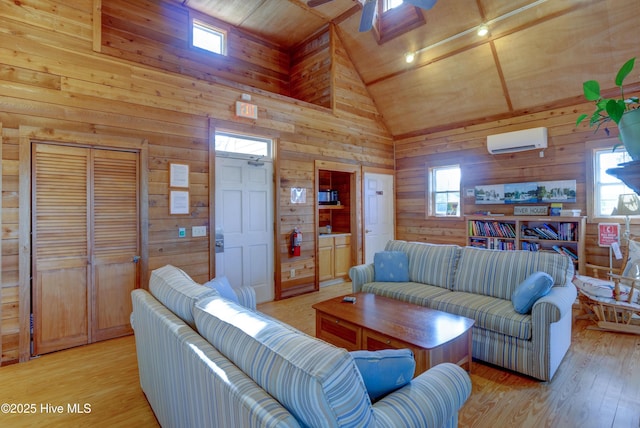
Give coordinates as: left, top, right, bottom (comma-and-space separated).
318, 234, 351, 282
334, 235, 351, 278
318, 237, 334, 281
466, 215, 586, 274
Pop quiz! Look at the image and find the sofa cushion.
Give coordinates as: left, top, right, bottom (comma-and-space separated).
511, 272, 553, 314
362, 281, 451, 307
573, 274, 615, 299
193, 296, 374, 428
149, 265, 216, 328
374, 251, 409, 282
203, 276, 239, 304
384, 240, 460, 289
350, 349, 415, 401
430, 292, 532, 340
573, 274, 640, 304
453, 247, 573, 300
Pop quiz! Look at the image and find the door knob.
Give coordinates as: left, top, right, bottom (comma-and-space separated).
132, 256, 141, 263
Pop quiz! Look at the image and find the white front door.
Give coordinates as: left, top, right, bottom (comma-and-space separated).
215, 156, 274, 303
364, 172, 395, 264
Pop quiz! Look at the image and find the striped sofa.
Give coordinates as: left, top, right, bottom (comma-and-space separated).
349, 241, 577, 382
131, 264, 472, 427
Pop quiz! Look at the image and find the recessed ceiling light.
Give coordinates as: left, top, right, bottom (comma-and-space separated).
477, 25, 489, 37
404, 52, 416, 63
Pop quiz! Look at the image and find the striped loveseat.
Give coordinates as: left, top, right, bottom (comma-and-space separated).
349, 241, 577, 382
131, 264, 472, 427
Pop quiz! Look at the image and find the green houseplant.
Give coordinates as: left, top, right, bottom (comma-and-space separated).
576, 57, 640, 159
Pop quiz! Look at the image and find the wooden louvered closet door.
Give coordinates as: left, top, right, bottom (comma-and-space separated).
32, 144, 140, 355
91, 149, 140, 342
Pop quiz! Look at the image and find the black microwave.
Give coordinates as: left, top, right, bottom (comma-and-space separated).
318, 190, 339, 205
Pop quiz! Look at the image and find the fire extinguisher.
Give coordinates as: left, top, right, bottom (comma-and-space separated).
291, 227, 302, 256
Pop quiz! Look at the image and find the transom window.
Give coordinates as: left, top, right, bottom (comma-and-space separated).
215, 131, 271, 159
192, 20, 226, 55
593, 147, 634, 217
428, 164, 461, 217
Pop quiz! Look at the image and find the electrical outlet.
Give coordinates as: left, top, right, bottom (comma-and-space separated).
192, 226, 207, 237
290, 268, 295, 278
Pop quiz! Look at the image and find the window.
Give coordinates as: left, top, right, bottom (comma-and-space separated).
215, 131, 271, 159
383, 0, 404, 11
192, 20, 226, 55
428, 164, 461, 217
593, 147, 634, 217
376, 0, 425, 44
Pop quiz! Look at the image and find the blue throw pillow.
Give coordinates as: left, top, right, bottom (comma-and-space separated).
511, 271, 553, 314
350, 349, 415, 401
374, 251, 409, 282
203, 276, 239, 304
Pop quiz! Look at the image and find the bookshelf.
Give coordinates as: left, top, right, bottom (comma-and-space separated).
466, 215, 586, 274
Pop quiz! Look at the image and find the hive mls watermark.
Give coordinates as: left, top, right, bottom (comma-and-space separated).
1, 403, 92, 414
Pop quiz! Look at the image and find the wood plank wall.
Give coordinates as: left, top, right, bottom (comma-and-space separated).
290, 28, 332, 108
395, 93, 640, 270
0, 0, 392, 364
277, 25, 392, 298
101, 0, 291, 96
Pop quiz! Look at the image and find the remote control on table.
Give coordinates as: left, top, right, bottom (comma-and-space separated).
342, 296, 356, 303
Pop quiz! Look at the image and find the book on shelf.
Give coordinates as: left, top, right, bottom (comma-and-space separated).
469, 237, 516, 250
561, 246, 578, 260
551, 245, 578, 260
470, 220, 516, 238
550, 203, 563, 216
469, 238, 487, 248
523, 226, 553, 239
557, 222, 576, 241
542, 223, 559, 239
521, 241, 540, 251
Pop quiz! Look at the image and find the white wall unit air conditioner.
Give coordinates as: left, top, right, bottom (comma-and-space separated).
487, 127, 548, 154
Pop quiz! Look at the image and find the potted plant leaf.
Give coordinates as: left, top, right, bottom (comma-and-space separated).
576, 57, 640, 160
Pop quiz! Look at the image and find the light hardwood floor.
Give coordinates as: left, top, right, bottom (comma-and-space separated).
1, 282, 638, 427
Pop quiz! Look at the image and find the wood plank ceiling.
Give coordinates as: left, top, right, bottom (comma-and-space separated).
175, 0, 640, 138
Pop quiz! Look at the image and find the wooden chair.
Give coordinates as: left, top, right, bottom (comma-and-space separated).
576, 235, 640, 334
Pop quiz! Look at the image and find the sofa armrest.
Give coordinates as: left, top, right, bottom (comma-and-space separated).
372, 363, 471, 427
532, 283, 577, 323
349, 264, 375, 293
232, 286, 257, 310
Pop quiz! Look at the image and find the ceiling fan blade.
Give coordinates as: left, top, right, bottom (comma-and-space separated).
403, 0, 437, 10
307, 0, 333, 7
358, 0, 377, 32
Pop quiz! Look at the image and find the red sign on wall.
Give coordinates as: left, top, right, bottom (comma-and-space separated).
598, 223, 620, 247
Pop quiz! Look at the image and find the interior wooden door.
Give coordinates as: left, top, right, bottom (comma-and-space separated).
32, 144, 140, 355
215, 156, 274, 303
32, 144, 91, 355
91, 149, 139, 342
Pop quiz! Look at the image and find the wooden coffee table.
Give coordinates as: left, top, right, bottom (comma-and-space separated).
312, 292, 474, 376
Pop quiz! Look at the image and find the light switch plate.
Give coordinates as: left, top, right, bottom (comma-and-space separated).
192, 226, 207, 237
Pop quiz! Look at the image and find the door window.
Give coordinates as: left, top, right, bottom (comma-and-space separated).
215, 131, 271, 159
